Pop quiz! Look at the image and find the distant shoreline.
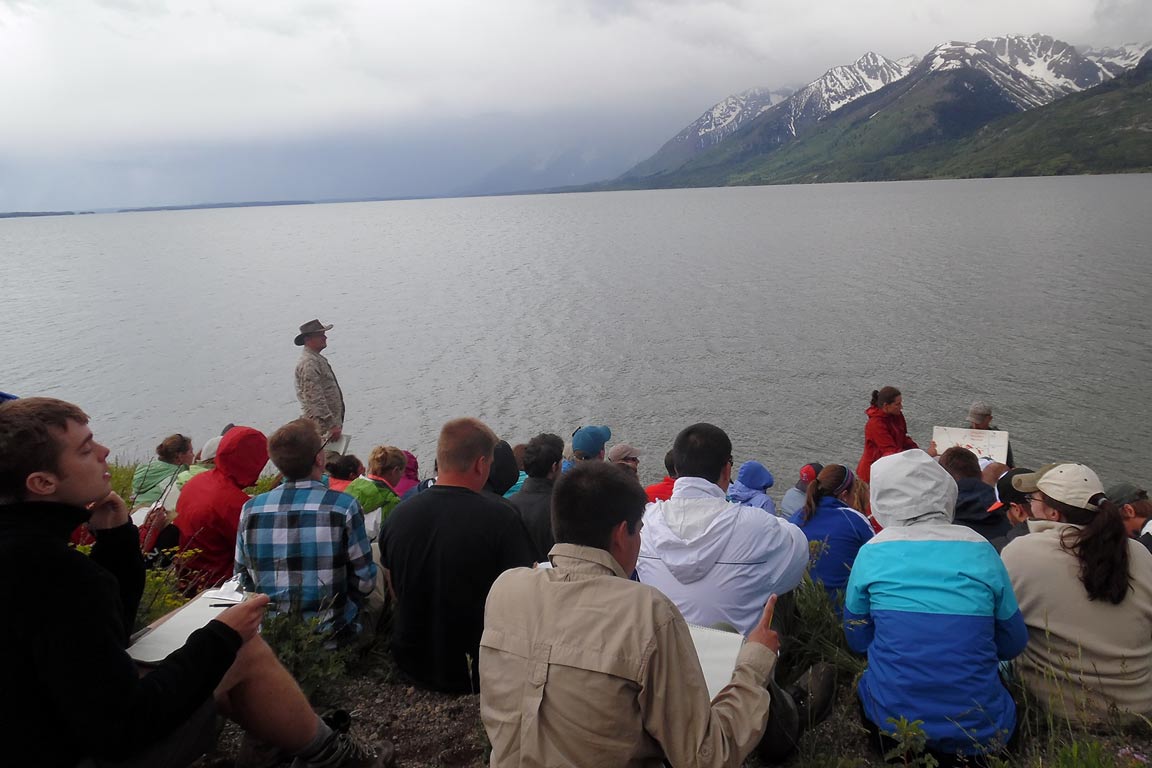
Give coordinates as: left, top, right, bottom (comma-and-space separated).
0, 195, 444, 220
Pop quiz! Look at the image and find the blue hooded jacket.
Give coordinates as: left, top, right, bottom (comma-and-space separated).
844, 451, 1028, 755
726, 461, 777, 515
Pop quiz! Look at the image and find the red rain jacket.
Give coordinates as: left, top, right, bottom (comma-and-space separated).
175, 427, 268, 591
856, 405, 918, 483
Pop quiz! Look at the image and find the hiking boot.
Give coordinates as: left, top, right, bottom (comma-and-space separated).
788, 662, 838, 735
757, 677, 800, 764
321, 710, 352, 735
290, 733, 396, 768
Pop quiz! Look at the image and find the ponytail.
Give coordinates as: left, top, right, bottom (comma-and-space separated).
802, 464, 854, 524
1053, 494, 1131, 604
870, 390, 880, 407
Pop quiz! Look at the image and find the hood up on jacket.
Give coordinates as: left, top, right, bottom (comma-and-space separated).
642, 477, 743, 584
214, 426, 269, 489
870, 449, 957, 529
485, 440, 520, 497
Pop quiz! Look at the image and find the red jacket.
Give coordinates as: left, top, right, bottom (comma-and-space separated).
645, 476, 676, 504
175, 427, 268, 590
856, 405, 918, 483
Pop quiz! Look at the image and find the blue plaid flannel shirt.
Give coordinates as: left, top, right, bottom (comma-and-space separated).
235, 479, 377, 634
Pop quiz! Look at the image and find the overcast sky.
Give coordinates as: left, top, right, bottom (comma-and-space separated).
1, 0, 1148, 210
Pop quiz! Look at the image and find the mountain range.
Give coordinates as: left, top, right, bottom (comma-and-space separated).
601, 34, 1152, 190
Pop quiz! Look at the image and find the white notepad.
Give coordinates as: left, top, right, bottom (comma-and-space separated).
128, 586, 244, 664
687, 624, 745, 700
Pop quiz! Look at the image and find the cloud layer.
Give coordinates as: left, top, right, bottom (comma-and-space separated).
0, 0, 1147, 208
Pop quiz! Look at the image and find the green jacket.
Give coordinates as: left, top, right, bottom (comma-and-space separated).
131, 461, 184, 506
344, 476, 401, 540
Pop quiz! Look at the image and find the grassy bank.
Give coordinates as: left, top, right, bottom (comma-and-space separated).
107, 463, 1152, 767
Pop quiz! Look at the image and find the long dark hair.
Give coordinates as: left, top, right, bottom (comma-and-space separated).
801, 464, 855, 524
1047, 492, 1131, 604
870, 386, 901, 408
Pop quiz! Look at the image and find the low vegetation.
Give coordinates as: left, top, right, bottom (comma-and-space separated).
103, 463, 1150, 766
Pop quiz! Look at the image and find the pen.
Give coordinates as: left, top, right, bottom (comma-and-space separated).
209, 602, 239, 607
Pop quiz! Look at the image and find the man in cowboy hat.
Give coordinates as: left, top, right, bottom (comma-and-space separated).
294, 319, 346, 443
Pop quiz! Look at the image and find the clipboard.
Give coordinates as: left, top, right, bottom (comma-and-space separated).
128, 585, 245, 664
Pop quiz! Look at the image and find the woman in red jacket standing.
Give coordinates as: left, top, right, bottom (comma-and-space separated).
856, 386, 919, 483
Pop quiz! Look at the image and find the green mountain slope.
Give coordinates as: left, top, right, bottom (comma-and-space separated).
593, 53, 1152, 190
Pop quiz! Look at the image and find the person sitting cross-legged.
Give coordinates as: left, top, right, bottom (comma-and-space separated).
235, 419, 379, 646
0, 397, 392, 768
845, 449, 1027, 766
381, 418, 536, 693
481, 461, 785, 767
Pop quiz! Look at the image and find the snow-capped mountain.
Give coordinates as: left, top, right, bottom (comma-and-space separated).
782, 51, 915, 129
1083, 42, 1152, 77
622, 52, 910, 178
687, 87, 794, 148
922, 35, 1126, 109
616, 33, 1151, 186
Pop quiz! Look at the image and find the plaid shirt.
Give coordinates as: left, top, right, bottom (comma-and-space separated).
235, 479, 376, 634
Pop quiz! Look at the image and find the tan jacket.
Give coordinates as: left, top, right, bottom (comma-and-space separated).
295, 348, 345, 434
479, 544, 775, 768
1002, 520, 1152, 724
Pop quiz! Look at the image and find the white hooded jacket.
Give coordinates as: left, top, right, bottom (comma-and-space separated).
637, 477, 810, 635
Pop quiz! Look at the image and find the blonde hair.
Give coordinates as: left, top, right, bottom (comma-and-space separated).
368, 445, 406, 477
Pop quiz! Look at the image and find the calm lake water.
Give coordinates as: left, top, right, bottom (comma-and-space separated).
4, 175, 1150, 493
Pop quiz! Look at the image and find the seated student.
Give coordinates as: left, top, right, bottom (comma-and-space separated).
638, 423, 809, 635
989, 467, 1036, 553
780, 462, 822, 518
344, 445, 406, 541
507, 432, 565, 562
381, 418, 536, 693
939, 446, 1012, 543
788, 464, 873, 608
394, 451, 420, 497
1108, 481, 1152, 555
177, 436, 222, 488
325, 454, 363, 493
844, 450, 1027, 766
504, 442, 529, 497
484, 440, 521, 502
644, 449, 678, 503
727, 460, 777, 515
1002, 464, 1152, 726
482, 461, 795, 767
0, 397, 391, 768
132, 432, 195, 505
174, 426, 268, 592
236, 419, 378, 643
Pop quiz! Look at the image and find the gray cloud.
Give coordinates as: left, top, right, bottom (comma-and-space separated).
0, 0, 1145, 210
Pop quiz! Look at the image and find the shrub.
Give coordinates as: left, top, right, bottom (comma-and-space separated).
260, 609, 350, 704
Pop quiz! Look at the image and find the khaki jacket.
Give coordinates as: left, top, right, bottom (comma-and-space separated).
480, 544, 775, 768
1002, 520, 1152, 724
295, 348, 345, 434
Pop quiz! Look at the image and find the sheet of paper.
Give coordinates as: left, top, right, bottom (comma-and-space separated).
688, 624, 745, 701
932, 426, 1009, 464
128, 592, 230, 664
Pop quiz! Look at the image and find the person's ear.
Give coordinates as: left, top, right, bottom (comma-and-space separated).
25, 471, 58, 498
1121, 503, 1136, 520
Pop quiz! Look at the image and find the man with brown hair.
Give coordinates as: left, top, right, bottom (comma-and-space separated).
236, 418, 378, 643
938, 446, 1011, 543
0, 398, 391, 768
381, 417, 536, 693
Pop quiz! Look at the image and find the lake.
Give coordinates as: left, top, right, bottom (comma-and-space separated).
3, 174, 1150, 493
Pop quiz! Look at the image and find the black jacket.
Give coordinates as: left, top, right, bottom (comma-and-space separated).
508, 477, 556, 562
952, 477, 1012, 543
0, 501, 241, 767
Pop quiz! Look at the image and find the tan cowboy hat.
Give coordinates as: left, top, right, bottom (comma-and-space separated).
294, 319, 334, 346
